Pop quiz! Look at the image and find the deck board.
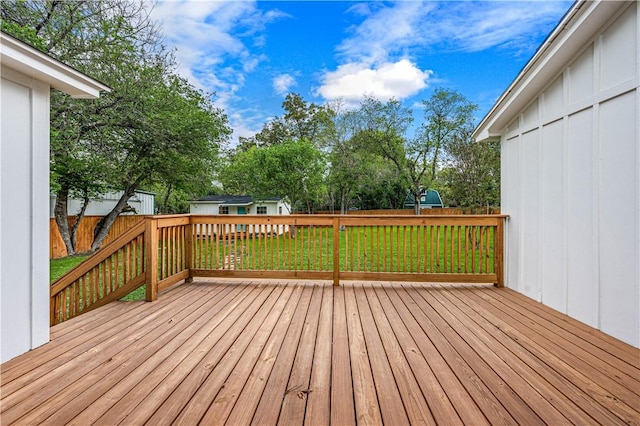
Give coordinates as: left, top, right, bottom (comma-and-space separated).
1, 279, 639, 425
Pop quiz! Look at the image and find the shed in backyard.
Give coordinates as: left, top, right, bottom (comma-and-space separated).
403, 189, 444, 210
473, 1, 639, 347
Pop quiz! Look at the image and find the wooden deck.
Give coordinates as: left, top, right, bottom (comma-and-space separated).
2, 280, 639, 425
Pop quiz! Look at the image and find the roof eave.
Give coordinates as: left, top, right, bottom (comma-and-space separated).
1, 32, 110, 98
473, 0, 626, 142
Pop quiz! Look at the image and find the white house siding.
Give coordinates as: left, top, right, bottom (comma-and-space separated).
0, 33, 108, 362
1, 68, 51, 362
189, 200, 291, 216
189, 203, 221, 215
498, 2, 639, 346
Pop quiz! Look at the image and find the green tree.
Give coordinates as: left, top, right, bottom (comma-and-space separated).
245, 92, 331, 149
348, 97, 412, 211
89, 70, 230, 250
411, 88, 478, 213
351, 157, 408, 210
441, 131, 500, 210
221, 140, 326, 213
2, 0, 230, 253
2, 0, 163, 254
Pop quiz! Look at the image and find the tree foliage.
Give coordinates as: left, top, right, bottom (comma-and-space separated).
235, 90, 498, 214
239, 93, 331, 150
2, 0, 230, 253
221, 140, 326, 213
440, 131, 500, 209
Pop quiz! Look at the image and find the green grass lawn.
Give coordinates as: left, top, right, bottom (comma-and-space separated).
50, 255, 146, 301
50, 255, 88, 282
193, 225, 496, 274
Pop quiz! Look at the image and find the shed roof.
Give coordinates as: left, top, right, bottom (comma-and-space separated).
473, 0, 628, 142
1, 31, 110, 98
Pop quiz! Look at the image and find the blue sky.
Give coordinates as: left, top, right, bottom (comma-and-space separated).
151, 1, 573, 143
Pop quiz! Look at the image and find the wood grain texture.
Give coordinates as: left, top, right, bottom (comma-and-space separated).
5, 279, 638, 425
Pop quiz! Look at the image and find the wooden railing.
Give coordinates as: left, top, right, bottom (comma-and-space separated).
189, 215, 505, 285
50, 220, 146, 325
51, 214, 506, 324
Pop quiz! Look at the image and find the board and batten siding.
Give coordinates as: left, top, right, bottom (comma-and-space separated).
0, 32, 108, 363
501, 2, 639, 346
1, 68, 51, 363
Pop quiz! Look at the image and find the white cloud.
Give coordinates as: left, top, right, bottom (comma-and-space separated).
337, 1, 571, 62
338, 2, 434, 65
272, 74, 297, 96
151, 1, 287, 109
318, 1, 569, 104
317, 59, 432, 103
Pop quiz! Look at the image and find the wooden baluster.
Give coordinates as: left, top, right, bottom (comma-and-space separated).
77, 276, 83, 312
356, 226, 361, 271
172, 226, 177, 275
421, 225, 425, 273
382, 226, 387, 272
201, 224, 206, 269
434, 225, 440, 272
444, 224, 448, 273
376, 226, 381, 272
456, 226, 461, 273
213, 223, 218, 269
112, 251, 118, 291
486, 226, 491, 274
392, 225, 397, 272
408, 225, 414, 273
471, 226, 477, 273
399, 225, 404, 273
449, 225, 453, 273
328, 226, 332, 272
274, 223, 279, 270
221, 223, 226, 270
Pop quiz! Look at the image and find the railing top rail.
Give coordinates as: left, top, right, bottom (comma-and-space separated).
188, 214, 508, 226
189, 213, 509, 219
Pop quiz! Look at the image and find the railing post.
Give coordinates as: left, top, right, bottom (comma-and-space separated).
495, 216, 505, 288
333, 216, 340, 286
185, 217, 193, 283
145, 217, 158, 301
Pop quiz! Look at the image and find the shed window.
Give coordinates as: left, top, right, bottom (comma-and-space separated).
257, 206, 267, 215
220, 206, 229, 215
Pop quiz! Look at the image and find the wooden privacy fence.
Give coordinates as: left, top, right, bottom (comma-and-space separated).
50, 215, 144, 258
50, 214, 506, 324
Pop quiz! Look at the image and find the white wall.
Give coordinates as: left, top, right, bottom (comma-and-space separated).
189, 200, 291, 215
501, 3, 639, 346
1, 67, 51, 362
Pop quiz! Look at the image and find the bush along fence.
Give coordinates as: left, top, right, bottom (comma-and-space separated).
50, 214, 506, 325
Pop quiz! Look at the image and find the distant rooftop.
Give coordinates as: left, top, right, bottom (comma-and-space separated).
193, 195, 282, 205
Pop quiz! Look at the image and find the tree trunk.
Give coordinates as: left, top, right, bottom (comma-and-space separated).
54, 188, 75, 256
413, 192, 421, 215
69, 192, 90, 250
162, 183, 172, 214
91, 188, 136, 251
